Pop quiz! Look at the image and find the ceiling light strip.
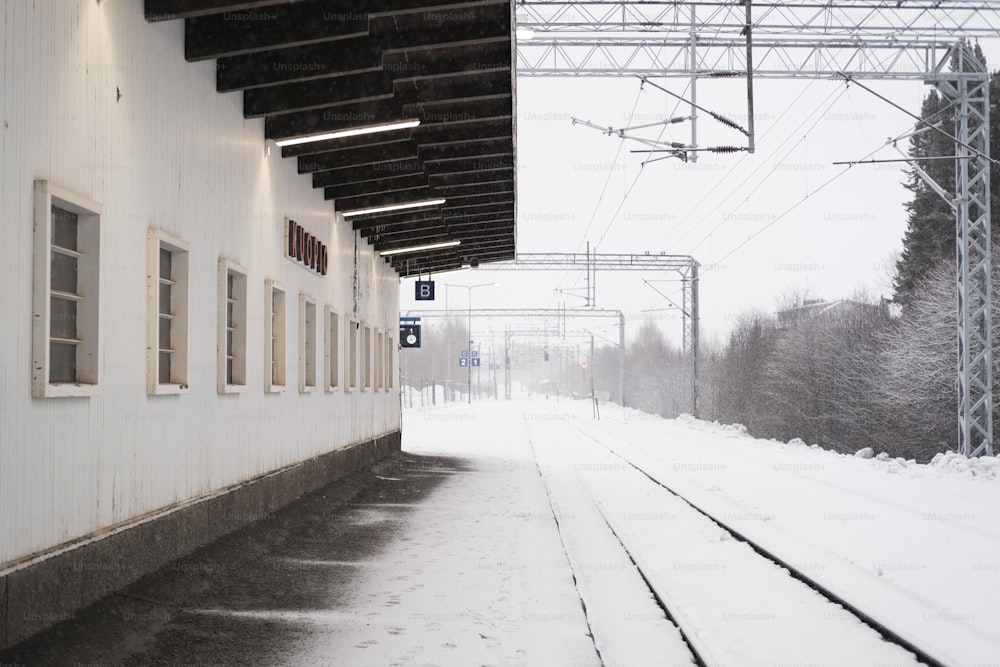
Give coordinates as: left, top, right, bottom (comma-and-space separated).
379, 240, 462, 256
342, 198, 447, 218
274, 120, 420, 148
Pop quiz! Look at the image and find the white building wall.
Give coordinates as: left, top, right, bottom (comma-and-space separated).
0, 0, 401, 568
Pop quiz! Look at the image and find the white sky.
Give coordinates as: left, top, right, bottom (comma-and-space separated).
402, 45, 1000, 349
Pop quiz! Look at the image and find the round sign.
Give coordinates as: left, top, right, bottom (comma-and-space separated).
406, 334, 417, 345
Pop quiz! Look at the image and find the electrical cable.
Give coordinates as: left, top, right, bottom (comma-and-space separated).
685, 84, 851, 254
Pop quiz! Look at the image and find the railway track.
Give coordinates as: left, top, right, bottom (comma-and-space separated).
525, 413, 944, 667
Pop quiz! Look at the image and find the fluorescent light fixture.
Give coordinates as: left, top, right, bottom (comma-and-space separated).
380, 240, 461, 256
342, 198, 446, 218
274, 119, 420, 148
515, 27, 535, 41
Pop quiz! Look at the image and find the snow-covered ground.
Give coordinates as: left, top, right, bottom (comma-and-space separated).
404, 397, 1000, 666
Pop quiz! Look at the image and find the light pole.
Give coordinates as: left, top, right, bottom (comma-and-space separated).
444, 283, 497, 403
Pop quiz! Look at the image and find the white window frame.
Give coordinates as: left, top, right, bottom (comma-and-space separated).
324, 306, 340, 392
299, 293, 317, 393
265, 279, 287, 393
375, 329, 384, 390
218, 258, 248, 393
345, 315, 358, 391
32, 180, 102, 398
363, 323, 372, 391
385, 333, 394, 389
146, 229, 190, 395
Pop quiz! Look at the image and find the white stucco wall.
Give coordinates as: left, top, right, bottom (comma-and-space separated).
0, 0, 401, 567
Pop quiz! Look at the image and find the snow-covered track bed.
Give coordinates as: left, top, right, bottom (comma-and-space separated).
526, 414, 931, 667
572, 406, 1000, 665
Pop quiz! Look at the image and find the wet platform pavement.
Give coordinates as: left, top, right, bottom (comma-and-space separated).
0, 428, 599, 666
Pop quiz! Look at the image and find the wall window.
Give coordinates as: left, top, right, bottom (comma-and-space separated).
376, 330, 384, 390
346, 316, 358, 390
324, 306, 340, 391
363, 324, 372, 390
147, 230, 190, 394
299, 294, 317, 392
386, 334, 394, 389
32, 181, 102, 398
218, 258, 248, 393
265, 280, 286, 392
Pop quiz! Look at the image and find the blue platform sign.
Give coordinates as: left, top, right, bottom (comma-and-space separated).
472, 358, 481, 367
461, 350, 468, 358
471, 350, 479, 358
415, 280, 435, 301
459, 358, 468, 367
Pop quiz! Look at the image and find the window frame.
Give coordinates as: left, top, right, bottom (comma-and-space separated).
264, 279, 287, 393
324, 306, 340, 392
385, 332, 394, 389
32, 180, 102, 398
362, 323, 372, 391
217, 258, 248, 394
299, 293, 317, 393
345, 315, 359, 392
146, 229, 190, 395
375, 329, 384, 390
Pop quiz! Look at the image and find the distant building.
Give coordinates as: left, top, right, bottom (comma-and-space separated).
776, 298, 893, 329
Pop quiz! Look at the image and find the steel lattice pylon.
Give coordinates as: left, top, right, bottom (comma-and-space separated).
513, 3, 998, 456
930, 45, 994, 457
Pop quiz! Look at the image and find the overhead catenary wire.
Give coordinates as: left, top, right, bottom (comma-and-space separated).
684, 83, 852, 255
842, 73, 1000, 168
700, 121, 931, 275
647, 77, 824, 252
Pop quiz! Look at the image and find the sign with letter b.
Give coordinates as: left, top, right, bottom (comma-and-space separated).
415, 281, 435, 301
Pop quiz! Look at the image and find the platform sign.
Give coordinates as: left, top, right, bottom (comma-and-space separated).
471, 350, 478, 358
459, 357, 468, 367
415, 280, 435, 301
400, 324, 421, 348
461, 350, 468, 358
472, 358, 481, 367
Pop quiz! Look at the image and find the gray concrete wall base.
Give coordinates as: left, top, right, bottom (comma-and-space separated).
0, 431, 401, 650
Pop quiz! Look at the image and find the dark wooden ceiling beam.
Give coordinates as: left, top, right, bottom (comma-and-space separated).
185, 4, 366, 61
185, 0, 507, 61
425, 154, 514, 174
282, 115, 511, 159
244, 71, 394, 118
375, 231, 513, 254
266, 93, 509, 142
362, 217, 512, 241
245, 66, 507, 119
434, 181, 514, 197
336, 188, 446, 213
318, 173, 426, 195
420, 137, 512, 162
145, 0, 295, 22
217, 38, 381, 91
350, 204, 510, 229
390, 248, 512, 274
358, 213, 512, 236
311, 158, 422, 186
297, 140, 415, 173
428, 167, 513, 187
369, 220, 513, 242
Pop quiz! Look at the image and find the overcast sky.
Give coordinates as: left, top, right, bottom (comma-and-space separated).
401, 44, 1000, 350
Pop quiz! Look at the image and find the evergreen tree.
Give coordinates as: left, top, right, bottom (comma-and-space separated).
894, 45, 999, 307
893, 89, 956, 306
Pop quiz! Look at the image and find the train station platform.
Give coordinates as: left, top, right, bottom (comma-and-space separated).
0, 404, 608, 667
